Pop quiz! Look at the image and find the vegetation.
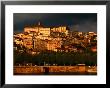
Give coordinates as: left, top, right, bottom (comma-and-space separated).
14, 50, 97, 66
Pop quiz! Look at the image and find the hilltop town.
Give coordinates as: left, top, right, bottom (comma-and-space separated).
14, 22, 97, 55
13, 22, 97, 75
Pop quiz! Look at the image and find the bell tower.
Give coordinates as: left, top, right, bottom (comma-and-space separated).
38, 21, 41, 25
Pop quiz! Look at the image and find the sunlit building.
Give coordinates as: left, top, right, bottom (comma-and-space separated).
14, 21, 97, 53
78, 32, 83, 36
51, 26, 69, 36
88, 32, 96, 36
24, 22, 69, 37
46, 38, 62, 52
23, 37, 33, 49
24, 22, 50, 37
24, 27, 38, 33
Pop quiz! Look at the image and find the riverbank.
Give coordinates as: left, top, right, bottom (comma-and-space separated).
14, 66, 97, 75
14, 72, 97, 75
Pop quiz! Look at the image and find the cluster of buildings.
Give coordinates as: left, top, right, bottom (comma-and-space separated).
14, 22, 97, 54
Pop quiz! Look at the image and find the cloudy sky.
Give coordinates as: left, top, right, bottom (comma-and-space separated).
14, 13, 97, 33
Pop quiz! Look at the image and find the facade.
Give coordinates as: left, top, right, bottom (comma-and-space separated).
46, 38, 62, 52
24, 22, 68, 37
23, 36, 33, 49
51, 26, 69, 36
38, 28, 50, 37
18, 22, 69, 51
14, 22, 97, 53
24, 27, 38, 33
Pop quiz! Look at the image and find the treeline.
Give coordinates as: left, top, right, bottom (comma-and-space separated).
14, 50, 97, 66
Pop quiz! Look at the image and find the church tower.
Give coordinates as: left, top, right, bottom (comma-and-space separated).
38, 21, 41, 26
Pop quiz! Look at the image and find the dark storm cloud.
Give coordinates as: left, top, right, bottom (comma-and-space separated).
69, 20, 97, 32
14, 13, 97, 32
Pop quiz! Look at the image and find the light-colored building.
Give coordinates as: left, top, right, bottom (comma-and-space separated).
24, 22, 69, 37
88, 32, 96, 36
51, 26, 69, 36
14, 39, 23, 45
38, 27, 50, 37
14, 22, 69, 51
24, 27, 38, 33
24, 22, 50, 37
23, 35, 33, 49
46, 38, 62, 52
78, 32, 83, 36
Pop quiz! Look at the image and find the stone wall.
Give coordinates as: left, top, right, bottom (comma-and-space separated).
14, 66, 97, 74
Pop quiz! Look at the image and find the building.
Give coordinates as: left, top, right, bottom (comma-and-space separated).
24, 22, 69, 37
14, 21, 97, 53
24, 27, 38, 33
78, 32, 83, 36
88, 32, 96, 36
46, 38, 62, 52
23, 37, 33, 49
38, 27, 50, 37
51, 26, 69, 36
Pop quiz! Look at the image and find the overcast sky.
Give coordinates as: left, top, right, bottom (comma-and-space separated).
14, 13, 97, 33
